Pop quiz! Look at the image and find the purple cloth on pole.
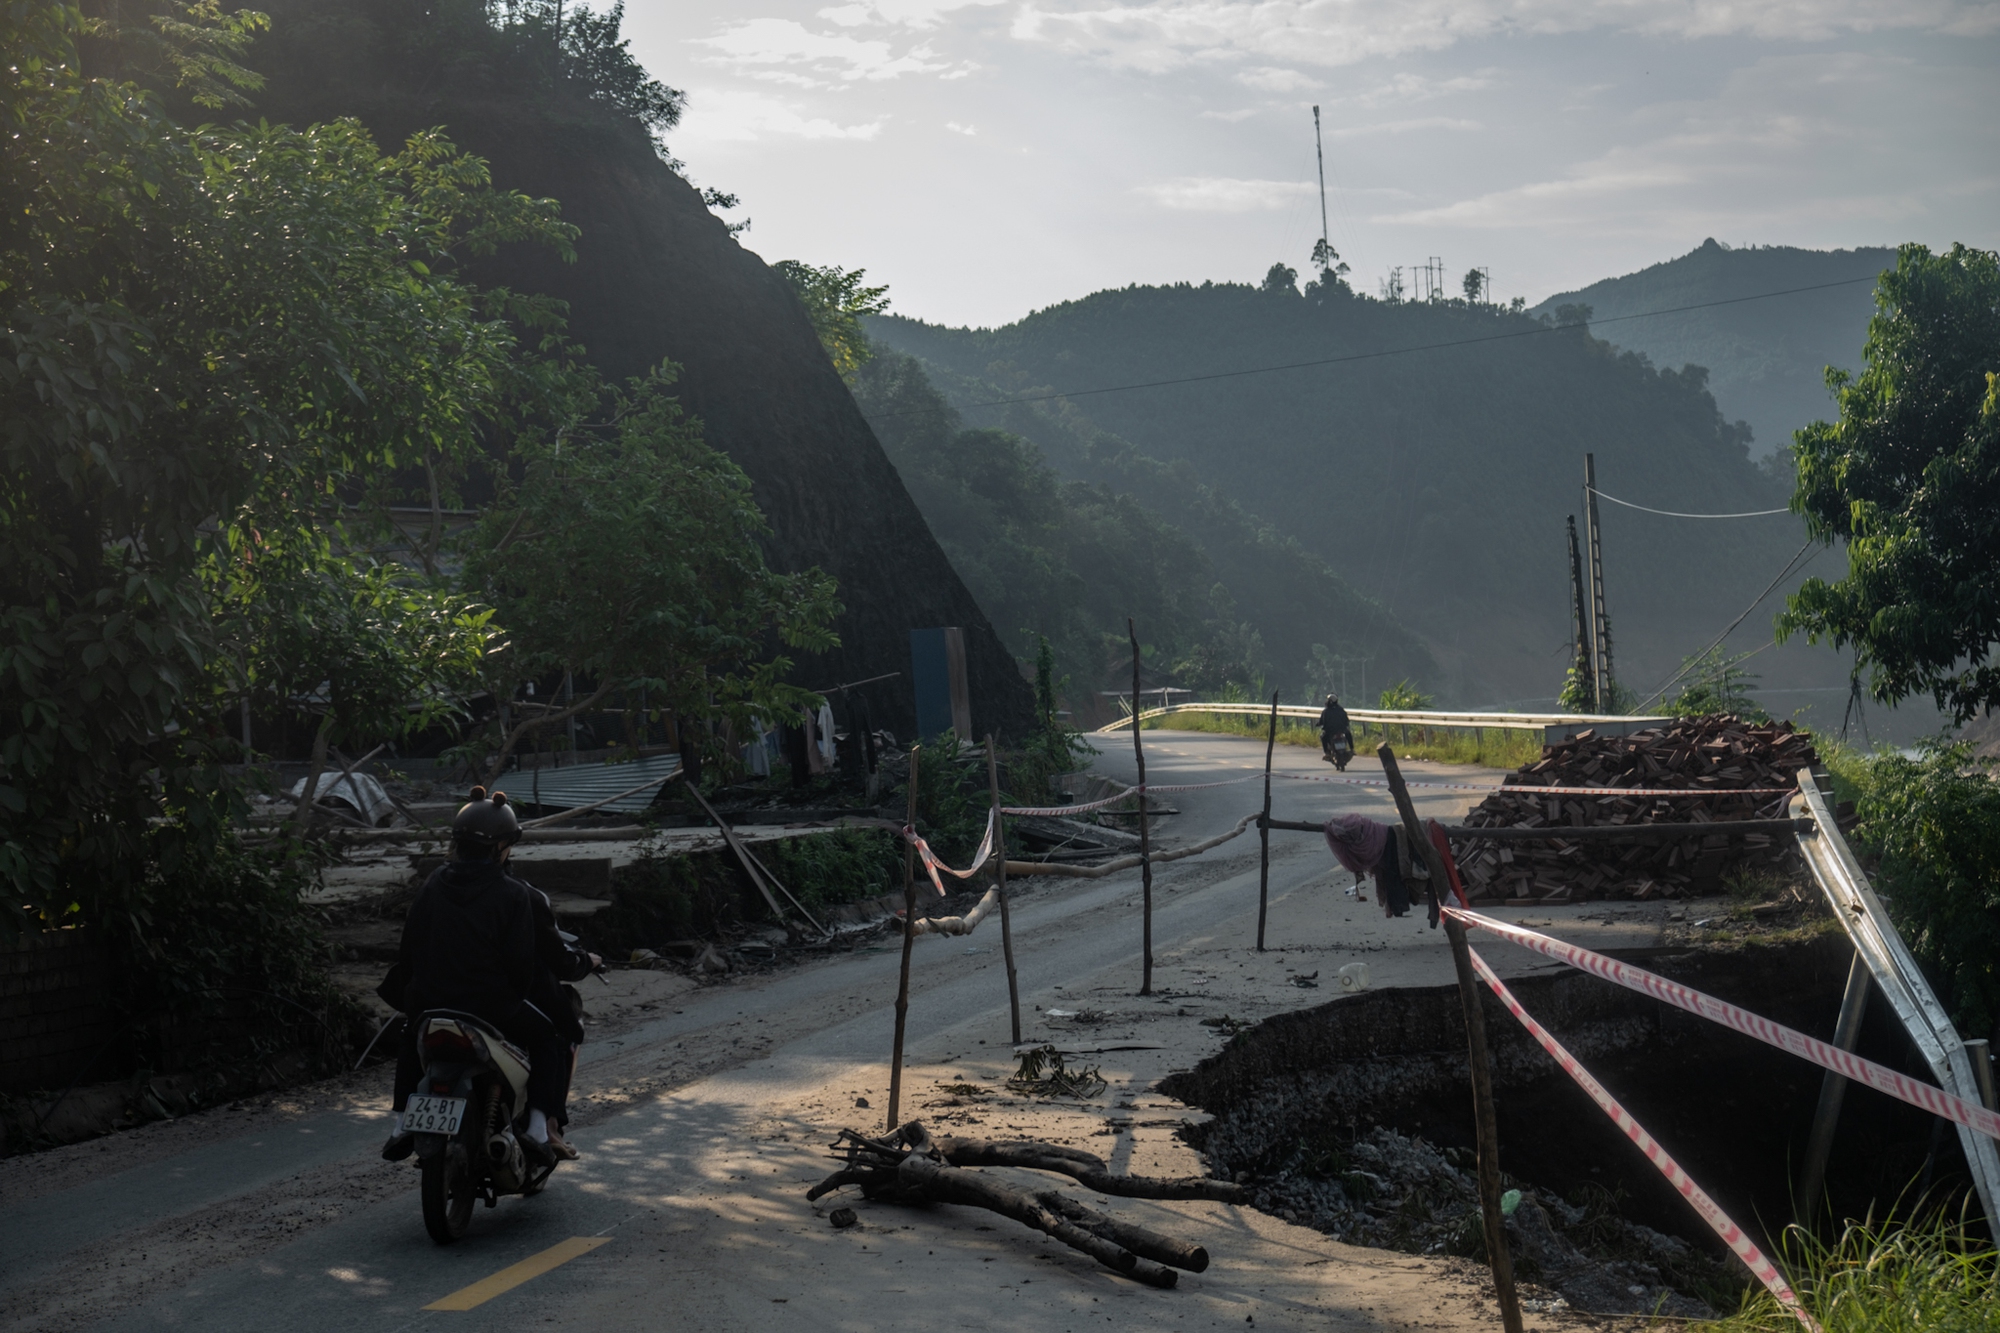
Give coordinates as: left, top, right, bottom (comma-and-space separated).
1324, 814, 1390, 877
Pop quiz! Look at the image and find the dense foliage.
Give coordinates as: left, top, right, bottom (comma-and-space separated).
1, 0, 571, 935
871, 275, 1803, 705
775, 261, 890, 380
0, 2, 834, 1068
460, 365, 840, 778
1781, 244, 2000, 723
1851, 742, 2000, 1044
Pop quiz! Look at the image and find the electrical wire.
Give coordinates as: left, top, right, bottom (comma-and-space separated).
1590, 487, 1791, 519
1634, 539, 1824, 712
875, 274, 1880, 419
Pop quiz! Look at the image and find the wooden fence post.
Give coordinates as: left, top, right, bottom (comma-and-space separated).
987, 734, 1022, 1046
887, 744, 922, 1131
1257, 690, 1277, 951
1378, 741, 1523, 1333
1129, 619, 1153, 996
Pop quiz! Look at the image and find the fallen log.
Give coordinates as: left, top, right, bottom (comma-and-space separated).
807, 1122, 1222, 1286
933, 1136, 1245, 1204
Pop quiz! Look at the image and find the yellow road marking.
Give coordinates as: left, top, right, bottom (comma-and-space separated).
423, 1236, 610, 1311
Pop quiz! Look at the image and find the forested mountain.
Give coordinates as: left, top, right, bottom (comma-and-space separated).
1531, 240, 1895, 466
871, 275, 1849, 707
193, 0, 1033, 738
852, 351, 1438, 714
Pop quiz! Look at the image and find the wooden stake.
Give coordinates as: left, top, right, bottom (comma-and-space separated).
1378, 742, 1523, 1333
988, 733, 1022, 1046
887, 744, 922, 1132
1128, 619, 1152, 996
1257, 690, 1277, 951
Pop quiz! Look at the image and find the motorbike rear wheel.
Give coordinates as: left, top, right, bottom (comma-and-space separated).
421, 1144, 476, 1244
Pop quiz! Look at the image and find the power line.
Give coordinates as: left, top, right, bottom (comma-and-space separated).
1589, 487, 1792, 520
1633, 539, 1826, 712
878, 274, 1878, 419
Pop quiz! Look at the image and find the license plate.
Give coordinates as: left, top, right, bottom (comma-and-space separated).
404, 1094, 467, 1134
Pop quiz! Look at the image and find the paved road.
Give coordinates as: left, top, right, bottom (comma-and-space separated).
0, 733, 1659, 1332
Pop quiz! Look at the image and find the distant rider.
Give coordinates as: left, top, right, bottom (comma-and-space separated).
1318, 694, 1353, 761
380, 788, 596, 1165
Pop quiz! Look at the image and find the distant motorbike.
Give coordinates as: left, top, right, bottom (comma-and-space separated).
405, 1010, 558, 1243
1323, 731, 1354, 772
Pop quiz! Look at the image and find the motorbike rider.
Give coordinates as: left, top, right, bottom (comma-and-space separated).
1318, 694, 1353, 761
380, 787, 596, 1165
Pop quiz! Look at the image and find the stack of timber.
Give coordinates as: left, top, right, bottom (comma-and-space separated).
1454, 715, 1816, 904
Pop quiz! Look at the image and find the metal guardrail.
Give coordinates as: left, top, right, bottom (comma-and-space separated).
1096, 701, 1664, 742
1792, 768, 2000, 1228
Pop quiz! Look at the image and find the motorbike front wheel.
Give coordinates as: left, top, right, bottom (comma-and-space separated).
421, 1144, 476, 1244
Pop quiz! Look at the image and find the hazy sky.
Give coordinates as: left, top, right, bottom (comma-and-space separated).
627, 1, 2000, 329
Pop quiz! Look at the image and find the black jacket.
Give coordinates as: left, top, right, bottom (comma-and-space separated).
1319, 701, 1352, 736
395, 861, 540, 1023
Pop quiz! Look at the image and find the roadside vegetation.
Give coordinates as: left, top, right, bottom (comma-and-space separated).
1, 0, 833, 1079
1693, 1209, 1999, 1332
1145, 712, 1544, 770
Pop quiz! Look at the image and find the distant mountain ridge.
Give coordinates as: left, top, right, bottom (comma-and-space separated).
870, 277, 1849, 707
1531, 240, 1894, 462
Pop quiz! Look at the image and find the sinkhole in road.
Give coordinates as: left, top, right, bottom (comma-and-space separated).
1160, 931, 1985, 1314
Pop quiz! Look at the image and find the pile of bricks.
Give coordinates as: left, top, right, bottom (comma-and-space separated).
1455, 716, 1816, 903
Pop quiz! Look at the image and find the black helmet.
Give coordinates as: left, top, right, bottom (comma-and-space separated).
452, 786, 520, 859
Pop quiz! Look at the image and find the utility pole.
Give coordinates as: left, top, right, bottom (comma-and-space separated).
1582, 454, 1612, 711
1566, 516, 1589, 700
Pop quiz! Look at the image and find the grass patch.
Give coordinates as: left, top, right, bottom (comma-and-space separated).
1694, 1210, 1999, 1332
1144, 712, 1545, 769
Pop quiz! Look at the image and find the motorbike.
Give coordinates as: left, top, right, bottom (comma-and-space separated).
404, 1010, 558, 1243
1323, 730, 1354, 772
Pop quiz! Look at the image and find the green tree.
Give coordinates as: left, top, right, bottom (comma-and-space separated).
1, 0, 574, 930
213, 535, 496, 818
775, 260, 890, 379
1379, 679, 1435, 710
1780, 243, 2000, 723
1662, 648, 1768, 721
1853, 742, 2000, 1042
459, 365, 841, 781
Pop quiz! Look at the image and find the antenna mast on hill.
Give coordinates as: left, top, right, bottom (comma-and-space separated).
1312, 106, 1331, 263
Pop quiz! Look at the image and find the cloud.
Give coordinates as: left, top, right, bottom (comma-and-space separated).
1009, 1, 1999, 73
817, 0, 1006, 27
1324, 115, 1482, 137
676, 88, 887, 143
697, 17, 974, 83
1236, 65, 1321, 92
1138, 176, 1317, 211
1373, 51, 1982, 235
1201, 107, 1260, 121
946, 120, 978, 134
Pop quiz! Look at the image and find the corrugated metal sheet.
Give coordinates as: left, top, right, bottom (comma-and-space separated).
504, 754, 683, 813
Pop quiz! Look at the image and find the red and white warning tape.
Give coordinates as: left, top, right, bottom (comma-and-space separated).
1464, 946, 1820, 1331
1445, 907, 2000, 1144
1000, 775, 1257, 818
900, 807, 997, 896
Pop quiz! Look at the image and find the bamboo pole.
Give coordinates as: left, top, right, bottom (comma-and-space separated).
1257, 690, 1277, 952
1377, 742, 1523, 1333
887, 744, 922, 1132
987, 733, 1022, 1045
1128, 619, 1152, 996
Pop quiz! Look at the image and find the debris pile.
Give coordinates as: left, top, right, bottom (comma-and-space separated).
1252, 1126, 1719, 1318
1455, 716, 1815, 903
